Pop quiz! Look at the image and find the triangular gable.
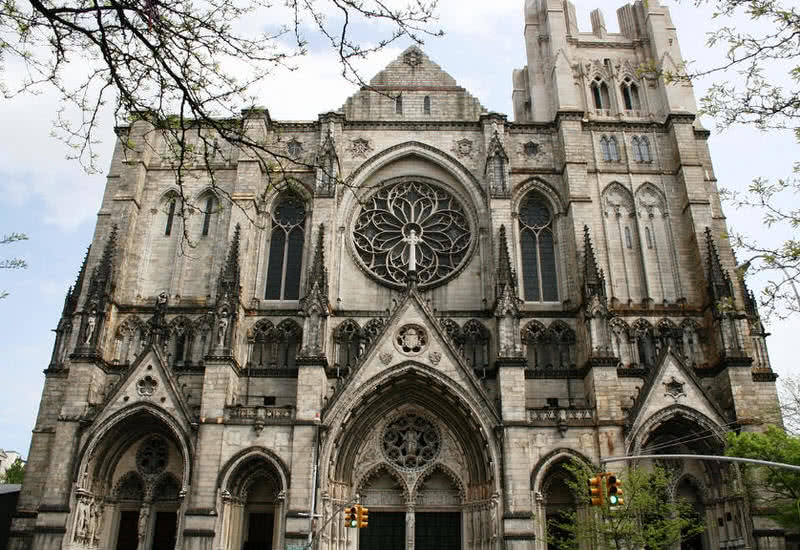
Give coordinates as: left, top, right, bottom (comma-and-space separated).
340, 46, 487, 121
323, 289, 500, 424
89, 344, 196, 432
625, 346, 729, 445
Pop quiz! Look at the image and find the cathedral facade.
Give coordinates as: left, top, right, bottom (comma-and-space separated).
9, 1, 788, 549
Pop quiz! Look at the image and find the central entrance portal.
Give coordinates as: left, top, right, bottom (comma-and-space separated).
415, 512, 461, 550
359, 512, 405, 550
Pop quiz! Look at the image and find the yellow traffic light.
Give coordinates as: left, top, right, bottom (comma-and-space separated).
357, 505, 369, 528
344, 506, 358, 528
607, 474, 623, 506
588, 474, 604, 507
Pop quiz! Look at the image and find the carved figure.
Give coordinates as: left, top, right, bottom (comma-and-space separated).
84, 315, 96, 345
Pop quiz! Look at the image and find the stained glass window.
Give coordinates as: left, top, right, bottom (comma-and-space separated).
265, 196, 306, 300
519, 194, 558, 302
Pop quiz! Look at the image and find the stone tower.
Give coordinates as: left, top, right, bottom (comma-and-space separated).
9, 1, 785, 549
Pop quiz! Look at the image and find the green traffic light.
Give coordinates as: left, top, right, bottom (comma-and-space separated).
609, 495, 619, 505
350, 519, 358, 528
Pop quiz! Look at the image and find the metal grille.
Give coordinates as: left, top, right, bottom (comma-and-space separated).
353, 180, 472, 289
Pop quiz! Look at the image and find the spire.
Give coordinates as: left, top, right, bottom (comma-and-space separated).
583, 225, 606, 301
63, 245, 90, 316
705, 227, 733, 302
86, 225, 118, 304
496, 225, 516, 293
494, 225, 521, 317
217, 224, 241, 303
300, 224, 329, 314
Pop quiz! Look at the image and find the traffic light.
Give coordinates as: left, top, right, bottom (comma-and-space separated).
588, 474, 604, 507
607, 474, 623, 506
344, 506, 358, 528
357, 505, 369, 528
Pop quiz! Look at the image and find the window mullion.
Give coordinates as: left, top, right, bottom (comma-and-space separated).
280, 227, 290, 300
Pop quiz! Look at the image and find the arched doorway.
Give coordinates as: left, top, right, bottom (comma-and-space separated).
319, 366, 502, 550
218, 451, 287, 550
70, 408, 190, 550
539, 462, 577, 550
676, 478, 705, 550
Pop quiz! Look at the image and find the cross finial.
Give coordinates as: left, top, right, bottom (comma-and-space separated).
403, 229, 422, 273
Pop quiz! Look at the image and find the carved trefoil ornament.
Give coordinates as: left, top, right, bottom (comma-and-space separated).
348, 138, 373, 158
403, 49, 423, 68
379, 351, 393, 365
428, 351, 442, 365
663, 376, 686, 401
286, 138, 303, 158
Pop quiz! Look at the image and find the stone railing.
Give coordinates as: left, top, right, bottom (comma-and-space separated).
527, 407, 595, 426
225, 405, 294, 431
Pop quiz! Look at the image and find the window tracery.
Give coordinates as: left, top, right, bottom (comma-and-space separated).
382, 413, 440, 470
600, 136, 620, 162
248, 319, 302, 370
352, 180, 472, 289
522, 321, 576, 370
335, 320, 362, 369
621, 77, 641, 111
462, 320, 490, 370
265, 195, 306, 300
518, 193, 558, 302
136, 436, 169, 476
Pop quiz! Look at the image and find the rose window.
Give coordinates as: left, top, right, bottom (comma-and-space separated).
353, 180, 472, 289
136, 436, 169, 476
382, 414, 440, 470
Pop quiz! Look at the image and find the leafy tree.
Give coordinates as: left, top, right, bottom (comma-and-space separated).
549, 460, 704, 550
0, 457, 25, 484
779, 374, 800, 435
1, 232, 28, 300
726, 425, 800, 528
680, 0, 799, 320
1, 0, 442, 244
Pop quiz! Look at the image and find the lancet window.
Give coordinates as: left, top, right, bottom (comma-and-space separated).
462, 320, 490, 371
591, 77, 611, 110
265, 195, 306, 300
522, 321, 576, 370
248, 319, 302, 370
200, 193, 217, 237
335, 320, 363, 369
632, 136, 651, 163
600, 136, 620, 162
633, 319, 657, 368
519, 193, 559, 302
621, 77, 641, 111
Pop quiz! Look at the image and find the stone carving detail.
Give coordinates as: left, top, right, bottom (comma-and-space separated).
428, 351, 442, 365
395, 325, 427, 355
451, 138, 473, 159
286, 138, 303, 158
353, 179, 472, 289
348, 138, 373, 158
379, 351, 393, 365
382, 413, 440, 470
136, 436, 168, 476
136, 375, 158, 397
522, 141, 540, 158
663, 376, 686, 401
404, 49, 423, 68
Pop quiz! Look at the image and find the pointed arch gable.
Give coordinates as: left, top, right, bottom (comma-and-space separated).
216, 446, 291, 497
513, 177, 565, 215
531, 448, 593, 492
355, 462, 410, 502
75, 402, 194, 493
412, 462, 466, 502
627, 404, 726, 456
321, 361, 502, 492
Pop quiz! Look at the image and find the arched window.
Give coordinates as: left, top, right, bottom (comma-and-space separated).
164, 194, 179, 236
632, 137, 642, 162
633, 136, 653, 162
633, 319, 656, 368
265, 195, 306, 300
491, 154, 506, 193
250, 320, 275, 367
624, 226, 633, 249
462, 320, 490, 371
424, 95, 431, 115
621, 77, 641, 111
200, 194, 216, 237
519, 193, 558, 302
248, 319, 302, 370
645, 227, 653, 249
395, 95, 403, 114
275, 319, 301, 369
591, 77, 610, 110
600, 136, 620, 162
335, 320, 362, 369
522, 321, 548, 368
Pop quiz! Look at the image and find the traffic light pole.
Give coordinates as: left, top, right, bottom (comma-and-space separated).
300, 497, 362, 550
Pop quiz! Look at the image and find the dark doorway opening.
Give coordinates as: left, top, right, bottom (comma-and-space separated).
244, 512, 274, 550
152, 511, 177, 550
115, 510, 140, 550
359, 511, 405, 550
415, 511, 461, 550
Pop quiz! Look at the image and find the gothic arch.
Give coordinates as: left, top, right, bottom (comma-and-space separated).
530, 448, 593, 493
627, 404, 726, 456
342, 141, 486, 211
75, 402, 194, 494
321, 361, 501, 496
355, 462, 411, 502
216, 446, 291, 497
412, 462, 467, 503
673, 472, 710, 504
513, 177, 565, 216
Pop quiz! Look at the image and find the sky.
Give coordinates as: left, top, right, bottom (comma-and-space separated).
0, 0, 796, 457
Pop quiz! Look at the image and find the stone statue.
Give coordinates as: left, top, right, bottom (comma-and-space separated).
84, 314, 96, 345
217, 314, 228, 348
137, 504, 150, 541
